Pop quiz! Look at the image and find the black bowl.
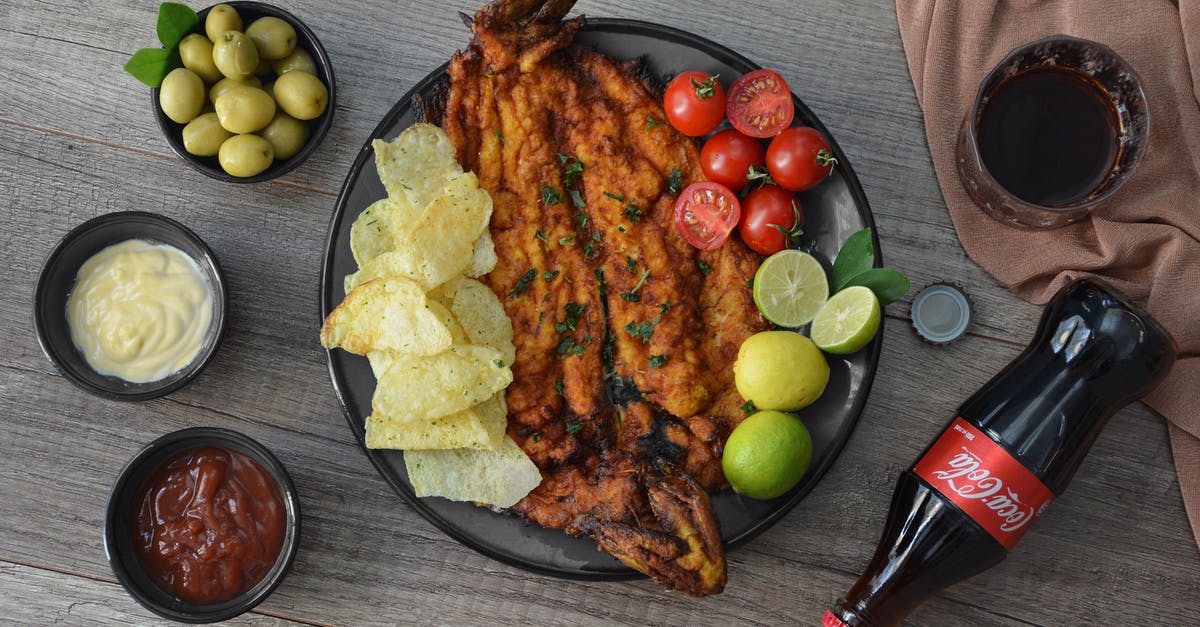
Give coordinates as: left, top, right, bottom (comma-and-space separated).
33, 211, 228, 401
104, 428, 301, 623
152, 1, 336, 183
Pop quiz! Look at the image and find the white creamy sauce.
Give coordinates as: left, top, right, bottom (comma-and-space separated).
66, 239, 213, 383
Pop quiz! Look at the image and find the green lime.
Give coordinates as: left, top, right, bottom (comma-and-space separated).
752, 250, 829, 328
734, 330, 830, 411
811, 285, 882, 355
722, 410, 813, 500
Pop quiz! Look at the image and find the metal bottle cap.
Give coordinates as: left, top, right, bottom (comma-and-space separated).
910, 283, 973, 344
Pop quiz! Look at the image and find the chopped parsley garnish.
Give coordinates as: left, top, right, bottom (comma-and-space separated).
625, 320, 654, 343
556, 335, 591, 358
541, 185, 563, 205
740, 399, 758, 416
494, 128, 504, 144
620, 269, 651, 302
646, 115, 663, 131
568, 188, 586, 209
508, 268, 537, 298
574, 211, 589, 228
532, 431, 542, 442
595, 267, 607, 297
653, 303, 670, 324
559, 234, 576, 246
697, 260, 712, 277
617, 225, 626, 233
535, 230, 548, 246
555, 302, 586, 333
747, 277, 754, 289
626, 256, 637, 274
558, 153, 585, 184
582, 231, 602, 258
601, 330, 615, 364
623, 204, 643, 222
494, 359, 506, 368
648, 355, 667, 368
667, 167, 683, 194
554, 380, 564, 396
604, 191, 624, 202
543, 269, 560, 282
566, 422, 583, 435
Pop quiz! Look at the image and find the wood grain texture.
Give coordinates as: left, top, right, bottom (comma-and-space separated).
0, 0, 1197, 625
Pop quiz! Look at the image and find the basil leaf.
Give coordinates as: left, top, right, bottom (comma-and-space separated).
123, 48, 176, 87
156, 2, 199, 48
842, 268, 910, 306
832, 228, 875, 291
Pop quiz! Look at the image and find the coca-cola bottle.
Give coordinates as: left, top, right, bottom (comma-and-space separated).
824, 278, 1177, 627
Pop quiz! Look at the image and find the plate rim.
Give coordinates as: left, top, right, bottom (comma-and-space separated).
319, 16, 883, 582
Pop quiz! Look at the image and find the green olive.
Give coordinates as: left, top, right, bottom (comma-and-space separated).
271, 48, 316, 76
208, 75, 262, 104
212, 30, 259, 80
273, 71, 327, 120
214, 85, 276, 133
259, 112, 310, 160
245, 17, 296, 61
219, 134, 275, 177
178, 34, 222, 83
182, 113, 233, 157
159, 68, 205, 124
205, 4, 243, 42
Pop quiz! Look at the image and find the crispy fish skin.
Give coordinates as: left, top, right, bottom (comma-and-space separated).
441, 0, 768, 596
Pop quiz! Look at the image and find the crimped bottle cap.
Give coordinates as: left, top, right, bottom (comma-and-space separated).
910, 283, 973, 344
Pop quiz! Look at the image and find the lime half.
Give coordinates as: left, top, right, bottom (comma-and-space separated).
752, 250, 829, 327
811, 285, 882, 354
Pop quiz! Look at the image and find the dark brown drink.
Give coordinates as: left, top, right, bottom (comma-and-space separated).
977, 67, 1119, 207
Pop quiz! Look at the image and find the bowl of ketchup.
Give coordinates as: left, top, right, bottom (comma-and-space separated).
104, 428, 300, 623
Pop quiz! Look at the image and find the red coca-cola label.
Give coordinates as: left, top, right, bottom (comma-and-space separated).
822, 610, 848, 627
913, 418, 1054, 550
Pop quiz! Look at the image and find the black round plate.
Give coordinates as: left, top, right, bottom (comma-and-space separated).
320, 18, 882, 580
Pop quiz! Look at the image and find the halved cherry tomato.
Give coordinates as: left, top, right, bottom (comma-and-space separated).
663, 71, 726, 137
674, 182, 741, 250
738, 185, 803, 255
701, 130, 765, 191
766, 126, 838, 191
727, 69, 794, 138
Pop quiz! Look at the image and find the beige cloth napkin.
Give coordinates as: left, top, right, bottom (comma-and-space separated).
894, 0, 1200, 549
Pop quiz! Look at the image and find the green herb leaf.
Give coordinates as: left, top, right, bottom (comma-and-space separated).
559, 154, 585, 186
541, 185, 563, 205
123, 47, 177, 88
842, 268, 910, 306
594, 268, 607, 298
494, 359, 506, 368
626, 256, 637, 274
740, 399, 758, 416
554, 380, 564, 396
623, 204, 643, 222
667, 168, 683, 194
543, 269, 560, 282
568, 188, 586, 209
566, 422, 583, 435
697, 260, 712, 277
619, 269, 651, 302
648, 355, 667, 368
535, 230, 548, 246
494, 128, 504, 144
156, 2, 198, 48
646, 115, 663, 131
558, 234, 575, 246
652, 303, 669, 324
832, 228, 875, 291
604, 191, 624, 202
624, 320, 654, 343
532, 431, 542, 442
508, 268, 537, 298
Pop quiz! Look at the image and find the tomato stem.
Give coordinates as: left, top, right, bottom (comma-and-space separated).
815, 148, 839, 168
691, 74, 720, 100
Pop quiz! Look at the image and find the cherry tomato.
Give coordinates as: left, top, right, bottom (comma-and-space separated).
663, 71, 726, 137
766, 126, 838, 191
674, 182, 741, 250
700, 130, 765, 191
727, 69, 795, 138
738, 185, 804, 255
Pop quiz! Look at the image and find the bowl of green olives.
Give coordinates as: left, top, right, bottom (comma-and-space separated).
152, 2, 335, 182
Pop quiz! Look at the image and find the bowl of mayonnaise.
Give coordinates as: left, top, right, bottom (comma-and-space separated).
34, 212, 228, 401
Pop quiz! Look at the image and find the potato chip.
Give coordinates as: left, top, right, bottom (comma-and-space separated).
320, 277, 453, 356
371, 344, 512, 422
405, 435, 541, 508
373, 123, 462, 211
348, 197, 420, 268
365, 392, 507, 451
464, 232, 497, 278
439, 277, 515, 364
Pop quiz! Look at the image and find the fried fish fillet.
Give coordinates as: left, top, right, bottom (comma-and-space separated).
439, 0, 768, 596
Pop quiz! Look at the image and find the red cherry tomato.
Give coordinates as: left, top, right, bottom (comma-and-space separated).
766, 126, 838, 191
673, 182, 741, 250
738, 185, 804, 255
727, 69, 795, 138
700, 130, 765, 191
663, 71, 726, 137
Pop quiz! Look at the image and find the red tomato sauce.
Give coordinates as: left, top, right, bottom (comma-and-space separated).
132, 446, 286, 604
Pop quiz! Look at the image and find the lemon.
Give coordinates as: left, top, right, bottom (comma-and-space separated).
752, 250, 829, 328
811, 286, 882, 355
723, 410, 813, 500
734, 330, 830, 411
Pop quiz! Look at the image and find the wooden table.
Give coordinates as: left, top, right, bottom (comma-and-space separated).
3, 0, 1197, 624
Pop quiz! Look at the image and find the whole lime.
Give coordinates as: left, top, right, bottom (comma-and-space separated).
722, 410, 813, 499
733, 330, 830, 411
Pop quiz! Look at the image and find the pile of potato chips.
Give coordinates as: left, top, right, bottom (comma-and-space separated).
321, 124, 540, 509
